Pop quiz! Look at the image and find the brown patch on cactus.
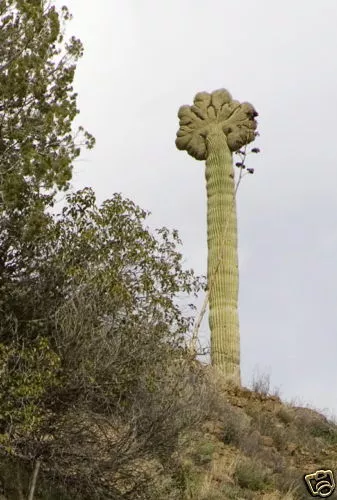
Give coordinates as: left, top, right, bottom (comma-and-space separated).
175, 88, 258, 160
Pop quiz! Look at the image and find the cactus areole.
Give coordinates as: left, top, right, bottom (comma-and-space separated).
175, 89, 258, 385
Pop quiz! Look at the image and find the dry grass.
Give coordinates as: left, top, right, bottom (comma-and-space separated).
7, 365, 334, 499
168, 367, 337, 500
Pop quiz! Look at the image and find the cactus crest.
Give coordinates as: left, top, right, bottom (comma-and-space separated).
175, 88, 258, 160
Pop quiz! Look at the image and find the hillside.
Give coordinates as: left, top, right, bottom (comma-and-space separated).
0, 368, 336, 499
173, 372, 337, 499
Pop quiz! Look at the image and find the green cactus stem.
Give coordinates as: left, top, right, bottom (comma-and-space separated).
175, 88, 258, 385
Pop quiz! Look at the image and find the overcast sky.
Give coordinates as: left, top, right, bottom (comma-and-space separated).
54, 0, 337, 419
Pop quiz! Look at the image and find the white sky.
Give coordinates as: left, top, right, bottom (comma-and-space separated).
54, 0, 337, 419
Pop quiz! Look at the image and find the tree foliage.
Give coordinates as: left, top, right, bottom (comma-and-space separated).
0, 0, 94, 215
0, 2, 217, 497
0, 0, 93, 460
0, 187, 212, 498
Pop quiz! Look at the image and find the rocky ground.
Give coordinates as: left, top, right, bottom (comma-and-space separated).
174, 378, 337, 499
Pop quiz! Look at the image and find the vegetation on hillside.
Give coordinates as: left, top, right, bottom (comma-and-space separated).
173, 372, 337, 500
1, 2, 335, 499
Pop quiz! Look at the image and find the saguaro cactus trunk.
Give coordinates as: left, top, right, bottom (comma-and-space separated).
175, 89, 258, 385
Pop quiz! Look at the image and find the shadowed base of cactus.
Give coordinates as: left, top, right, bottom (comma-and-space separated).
211, 351, 241, 386
207, 364, 241, 390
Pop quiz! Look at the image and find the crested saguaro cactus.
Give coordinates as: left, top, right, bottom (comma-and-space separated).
175, 89, 258, 385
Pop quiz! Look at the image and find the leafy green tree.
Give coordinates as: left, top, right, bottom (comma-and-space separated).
0, 0, 95, 422
0, 187, 213, 498
0, 0, 94, 455
0, 0, 94, 246
175, 88, 258, 385
0, 3, 219, 496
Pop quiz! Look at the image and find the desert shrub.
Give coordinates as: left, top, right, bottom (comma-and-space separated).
312, 423, 337, 444
192, 441, 216, 465
248, 411, 290, 452
240, 429, 261, 456
267, 450, 286, 474
234, 457, 272, 492
291, 407, 337, 447
276, 407, 293, 425
250, 371, 281, 399
304, 417, 337, 445
270, 427, 289, 452
173, 462, 202, 499
251, 371, 271, 396
220, 483, 255, 499
250, 411, 273, 435
222, 405, 250, 446
274, 468, 307, 500
0, 186, 213, 498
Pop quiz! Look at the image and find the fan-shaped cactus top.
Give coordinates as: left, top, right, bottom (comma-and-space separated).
175, 89, 258, 160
